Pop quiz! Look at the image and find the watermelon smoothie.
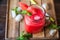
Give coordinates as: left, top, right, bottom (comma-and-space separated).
24, 6, 45, 33
19, 2, 45, 33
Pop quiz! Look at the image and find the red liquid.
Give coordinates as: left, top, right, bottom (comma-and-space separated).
24, 7, 45, 33
19, 2, 45, 33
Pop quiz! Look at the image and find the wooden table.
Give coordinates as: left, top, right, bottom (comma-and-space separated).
5, 0, 59, 40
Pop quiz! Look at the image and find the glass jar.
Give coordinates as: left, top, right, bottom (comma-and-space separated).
24, 5, 45, 33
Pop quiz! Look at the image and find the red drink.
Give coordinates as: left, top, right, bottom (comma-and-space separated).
24, 6, 45, 33
19, 2, 45, 33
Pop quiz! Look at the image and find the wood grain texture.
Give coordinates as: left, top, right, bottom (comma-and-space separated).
8, 0, 19, 38
43, 0, 59, 38
33, 30, 45, 38
5, 0, 9, 38
7, 0, 59, 39
34, 0, 42, 5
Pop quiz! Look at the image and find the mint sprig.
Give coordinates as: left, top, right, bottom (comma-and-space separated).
21, 10, 32, 16
16, 31, 32, 40
48, 23, 60, 29
12, 7, 32, 16
21, 10, 27, 14
12, 7, 20, 15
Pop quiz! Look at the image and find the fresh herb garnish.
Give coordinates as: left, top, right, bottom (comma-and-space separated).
12, 7, 32, 16
16, 31, 32, 40
48, 24, 57, 29
48, 23, 60, 29
12, 7, 20, 15
27, 12, 32, 16
21, 10, 32, 16
21, 10, 27, 14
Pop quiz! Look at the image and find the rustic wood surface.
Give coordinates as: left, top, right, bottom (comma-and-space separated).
5, 38, 59, 40
42, 0, 59, 38
5, 0, 10, 38
6, 0, 59, 40
8, 0, 19, 38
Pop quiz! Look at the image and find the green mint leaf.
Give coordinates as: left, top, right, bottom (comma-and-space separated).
48, 24, 58, 29
20, 31, 24, 37
23, 33, 32, 39
17, 31, 31, 40
52, 24, 57, 29
20, 37, 28, 40
21, 10, 27, 14
21, 10, 32, 16
17, 11, 21, 15
15, 7, 20, 15
16, 37, 28, 40
27, 12, 32, 16
12, 7, 18, 15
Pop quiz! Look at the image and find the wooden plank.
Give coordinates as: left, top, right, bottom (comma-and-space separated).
43, 0, 59, 38
33, 30, 45, 38
5, 0, 10, 38
7, 0, 59, 39
8, 0, 19, 38
20, 21, 25, 33
34, 0, 42, 5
